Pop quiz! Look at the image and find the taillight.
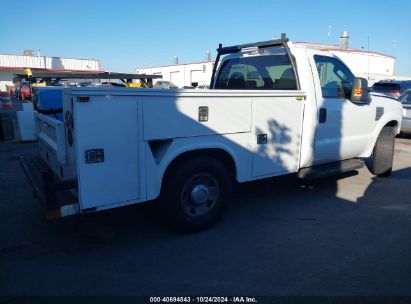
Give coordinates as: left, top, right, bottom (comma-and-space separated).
391, 90, 400, 96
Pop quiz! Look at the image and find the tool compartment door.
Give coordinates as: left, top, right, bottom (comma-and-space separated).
73, 97, 140, 210
36, 113, 68, 179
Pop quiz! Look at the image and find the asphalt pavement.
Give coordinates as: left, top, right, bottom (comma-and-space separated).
0, 102, 411, 297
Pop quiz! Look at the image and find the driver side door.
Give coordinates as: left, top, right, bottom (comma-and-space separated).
311, 55, 375, 165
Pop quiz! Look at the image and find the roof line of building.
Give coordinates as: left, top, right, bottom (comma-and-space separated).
137, 60, 213, 70
293, 41, 395, 58
320, 48, 396, 59
138, 41, 395, 71
0, 66, 106, 73
0, 52, 101, 63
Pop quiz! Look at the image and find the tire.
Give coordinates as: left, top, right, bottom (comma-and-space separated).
368, 126, 396, 177
161, 156, 232, 232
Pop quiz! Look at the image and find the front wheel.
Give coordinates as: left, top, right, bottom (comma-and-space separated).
161, 156, 232, 232
367, 126, 396, 177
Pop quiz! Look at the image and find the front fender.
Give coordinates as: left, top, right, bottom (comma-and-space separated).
360, 95, 402, 158
360, 116, 401, 158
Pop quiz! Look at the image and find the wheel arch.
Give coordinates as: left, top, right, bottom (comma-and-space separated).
361, 119, 399, 157
385, 120, 399, 130
161, 147, 238, 191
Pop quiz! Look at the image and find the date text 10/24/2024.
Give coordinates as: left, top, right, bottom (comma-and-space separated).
149, 297, 258, 303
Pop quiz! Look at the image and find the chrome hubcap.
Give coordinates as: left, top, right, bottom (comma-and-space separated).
191, 184, 209, 205
181, 173, 219, 217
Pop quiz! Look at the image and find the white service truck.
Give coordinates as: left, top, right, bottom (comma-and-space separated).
21, 34, 403, 231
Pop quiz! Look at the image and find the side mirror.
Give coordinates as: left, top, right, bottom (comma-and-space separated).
351, 77, 371, 103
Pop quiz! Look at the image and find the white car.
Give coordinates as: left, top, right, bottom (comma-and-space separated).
399, 89, 411, 134
180, 86, 195, 90
195, 84, 210, 90
153, 80, 179, 90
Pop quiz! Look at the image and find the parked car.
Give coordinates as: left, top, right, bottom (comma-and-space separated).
371, 80, 411, 99
195, 84, 210, 90
51, 81, 65, 87
101, 82, 127, 87
79, 81, 96, 87
153, 80, 179, 90
399, 89, 411, 134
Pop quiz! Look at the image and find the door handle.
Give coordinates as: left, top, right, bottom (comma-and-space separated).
319, 108, 327, 123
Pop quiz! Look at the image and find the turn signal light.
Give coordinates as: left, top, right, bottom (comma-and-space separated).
354, 88, 364, 95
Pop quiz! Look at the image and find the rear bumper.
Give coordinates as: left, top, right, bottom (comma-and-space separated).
19, 155, 80, 219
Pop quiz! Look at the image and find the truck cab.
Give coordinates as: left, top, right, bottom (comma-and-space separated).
211, 38, 401, 174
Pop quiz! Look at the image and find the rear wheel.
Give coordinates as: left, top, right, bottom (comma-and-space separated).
367, 126, 396, 177
162, 156, 232, 232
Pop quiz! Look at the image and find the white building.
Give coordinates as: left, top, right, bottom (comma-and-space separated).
0, 52, 102, 91
294, 41, 396, 84
136, 61, 214, 88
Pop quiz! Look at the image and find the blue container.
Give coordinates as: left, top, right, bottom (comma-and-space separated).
33, 87, 64, 121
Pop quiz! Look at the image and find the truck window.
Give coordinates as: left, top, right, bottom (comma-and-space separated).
215, 47, 297, 90
314, 55, 354, 99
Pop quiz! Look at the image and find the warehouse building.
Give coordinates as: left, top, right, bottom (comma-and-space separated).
0, 51, 102, 91
136, 60, 214, 89
294, 35, 396, 84
136, 32, 408, 88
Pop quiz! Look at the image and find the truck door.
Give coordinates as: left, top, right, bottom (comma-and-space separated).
215, 47, 305, 177
251, 89, 305, 177
311, 55, 375, 164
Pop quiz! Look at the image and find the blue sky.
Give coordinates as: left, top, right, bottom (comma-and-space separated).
1, 0, 410, 75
